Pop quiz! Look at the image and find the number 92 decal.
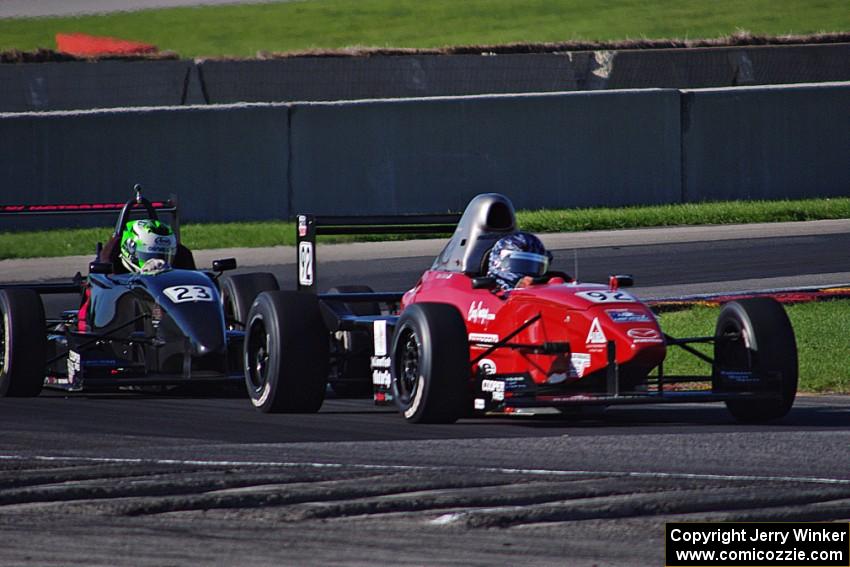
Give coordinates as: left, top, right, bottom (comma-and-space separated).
576, 290, 636, 303
163, 285, 215, 303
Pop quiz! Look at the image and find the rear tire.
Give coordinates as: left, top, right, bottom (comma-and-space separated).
713, 298, 797, 423
390, 303, 469, 423
244, 291, 328, 413
327, 285, 378, 398
221, 273, 279, 331
0, 290, 46, 397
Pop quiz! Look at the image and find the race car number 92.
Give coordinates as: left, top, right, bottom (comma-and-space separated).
576, 290, 636, 303
163, 285, 215, 303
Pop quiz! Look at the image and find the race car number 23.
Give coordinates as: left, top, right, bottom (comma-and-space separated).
576, 290, 636, 303
163, 285, 215, 303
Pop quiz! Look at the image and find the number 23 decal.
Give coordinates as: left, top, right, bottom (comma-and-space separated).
163, 285, 215, 303
576, 290, 636, 303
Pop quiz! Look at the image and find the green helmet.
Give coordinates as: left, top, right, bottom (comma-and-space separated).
120, 219, 177, 273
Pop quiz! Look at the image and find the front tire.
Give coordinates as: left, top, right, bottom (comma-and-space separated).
0, 290, 47, 397
244, 291, 328, 413
713, 298, 797, 423
390, 303, 469, 424
221, 273, 279, 331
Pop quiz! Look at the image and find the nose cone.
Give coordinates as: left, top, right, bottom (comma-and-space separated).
145, 269, 226, 357
180, 311, 226, 357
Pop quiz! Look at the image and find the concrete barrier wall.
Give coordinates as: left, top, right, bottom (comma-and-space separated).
199, 54, 585, 103
0, 60, 204, 112
289, 90, 681, 214
606, 43, 850, 89
682, 82, 850, 202
2, 43, 849, 112
0, 104, 289, 227
0, 82, 846, 227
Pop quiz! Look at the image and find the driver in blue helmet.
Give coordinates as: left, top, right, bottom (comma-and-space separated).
487, 231, 553, 291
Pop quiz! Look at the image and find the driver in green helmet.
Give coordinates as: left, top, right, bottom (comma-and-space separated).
119, 219, 177, 274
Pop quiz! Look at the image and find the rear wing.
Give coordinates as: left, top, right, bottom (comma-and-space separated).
295, 213, 461, 294
0, 194, 181, 239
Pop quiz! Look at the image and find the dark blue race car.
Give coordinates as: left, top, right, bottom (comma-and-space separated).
0, 186, 280, 395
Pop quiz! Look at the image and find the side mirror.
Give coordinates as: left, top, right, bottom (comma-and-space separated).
89, 261, 113, 275
609, 274, 634, 289
212, 258, 237, 272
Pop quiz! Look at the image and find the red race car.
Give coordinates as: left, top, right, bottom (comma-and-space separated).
244, 193, 797, 424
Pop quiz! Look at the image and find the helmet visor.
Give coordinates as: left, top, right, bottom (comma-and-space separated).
503, 251, 549, 277
136, 248, 175, 266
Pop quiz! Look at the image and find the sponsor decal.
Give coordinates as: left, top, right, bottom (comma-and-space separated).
154, 236, 173, 246
503, 375, 528, 387
569, 352, 592, 378
720, 370, 758, 383
163, 285, 215, 303
481, 379, 505, 401
606, 308, 652, 323
298, 242, 314, 286
469, 332, 499, 344
576, 290, 636, 303
627, 328, 663, 343
585, 317, 607, 345
370, 356, 391, 369
474, 398, 486, 410
477, 358, 497, 375
372, 370, 391, 387
83, 359, 119, 367
297, 215, 308, 237
151, 304, 163, 328
67, 350, 81, 381
435, 272, 454, 279
467, 300, 496, 324
373, 320, 388, 357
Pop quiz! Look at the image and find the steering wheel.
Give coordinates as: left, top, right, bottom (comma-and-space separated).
114, 184, 159, 236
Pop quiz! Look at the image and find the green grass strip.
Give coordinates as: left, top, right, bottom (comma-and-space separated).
1, 198, 847, 260
517, 198, 850, 233
1, 0, 848, 58
659, 299, 850, 393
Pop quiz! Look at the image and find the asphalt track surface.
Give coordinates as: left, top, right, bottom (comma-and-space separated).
1, 224, 849, 565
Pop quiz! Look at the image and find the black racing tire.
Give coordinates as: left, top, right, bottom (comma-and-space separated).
713, 298, 798, 423
244, 291, 328, 413
221, 273, 279, 331
0, 290, 47, 397
390, 303, 469, 424
327, 285, 379, 397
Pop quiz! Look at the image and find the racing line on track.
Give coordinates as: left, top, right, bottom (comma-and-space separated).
2, 453, 849, 486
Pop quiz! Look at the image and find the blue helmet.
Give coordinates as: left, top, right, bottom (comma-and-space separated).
487, 232, 551, 290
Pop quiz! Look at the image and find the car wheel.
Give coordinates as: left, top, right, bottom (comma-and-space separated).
0, 289, 47, 397
390, 303, 469, 424
244, 291, 328, 413
327, 285, 378, 398
221, 273, 279, 331
713, 298, 798, 423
